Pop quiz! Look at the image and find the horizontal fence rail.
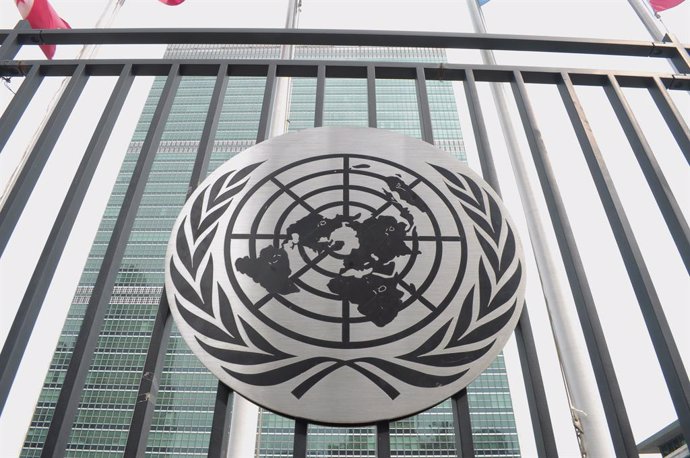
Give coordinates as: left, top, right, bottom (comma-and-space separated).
1, 22, 688, 458
2, 59, 690, 89
0, 27, 688, 59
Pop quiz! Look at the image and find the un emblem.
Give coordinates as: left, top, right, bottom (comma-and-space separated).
166, 127, 525, 424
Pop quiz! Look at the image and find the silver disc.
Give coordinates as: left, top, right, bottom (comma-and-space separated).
165, 127, 526, 424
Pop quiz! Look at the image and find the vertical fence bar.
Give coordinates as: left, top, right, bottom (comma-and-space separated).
0, 64, 134, 415
664, 33, 690, 75
463, 69, 558, 457
420, 63, 475, 454
514, 309, 559, 457
376, 421, 391, 458
314, 64, 325, 128
511, 70, 639, 457
463, 71, 498, 186
648, 77, 690, 165
0, 20, 29, 60
557, 71, 690, 443
125, 297, 173, 456
256, 64, 277, 143
192, 63, 229, 186
40, 64, 181, 458
415, 66, 434, 144
0, 64, 43, 153
125, 64, 230, 457
603, 74, 690, 273
367, 65, 377, 128
452, 390, 475, 457
0, 63, 88, 256
417, 64, 475, 455
208, 383, 233, 458
293, 419, 308, 458
199, 66, 237, 458
222, 65, 279, 457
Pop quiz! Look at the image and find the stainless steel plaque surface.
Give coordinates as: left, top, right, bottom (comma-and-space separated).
165, 127, 526, 424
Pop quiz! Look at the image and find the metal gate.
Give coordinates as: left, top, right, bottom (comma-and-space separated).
0, 22, 688, 457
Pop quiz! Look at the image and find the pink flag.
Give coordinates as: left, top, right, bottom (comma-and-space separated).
649, 0, 685, 12
159, 0, 186, 5
15, 0, 70, 59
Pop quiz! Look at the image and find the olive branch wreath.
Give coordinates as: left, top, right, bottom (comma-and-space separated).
169, 162, 522, 401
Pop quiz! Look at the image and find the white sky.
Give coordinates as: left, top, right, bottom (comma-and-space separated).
0, 1, 688, 457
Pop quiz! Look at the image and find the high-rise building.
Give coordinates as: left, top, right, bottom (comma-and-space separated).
21, 44, 520, 458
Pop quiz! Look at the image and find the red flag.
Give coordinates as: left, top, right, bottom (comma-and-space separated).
649, 0, 685, 12
159, 0, 186, 5
15, 0, 70, 59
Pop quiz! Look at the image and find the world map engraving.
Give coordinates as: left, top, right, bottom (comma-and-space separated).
235, 169, 427, 328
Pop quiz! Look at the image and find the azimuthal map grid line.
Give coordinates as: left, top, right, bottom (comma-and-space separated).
253, 250, 330, 310
400, 280, 436, 312
228, 234, 289, 240
224, 233, 463, 242
343, 156, 350, 218
239, 160, 459, 335
271, 177, 318, 214
342, 299, 350, 343
342, 156, 351, 343
370, 176, 422, 217
225, 153, 468, 351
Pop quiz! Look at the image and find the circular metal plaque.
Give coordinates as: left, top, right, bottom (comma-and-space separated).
165, 127, 526, 424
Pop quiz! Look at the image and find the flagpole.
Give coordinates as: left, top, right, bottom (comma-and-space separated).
627, 0, 690, 73
627, 0, 665, 40
268, 0, 301, 137
0, 0, 126, 211
226, 2, 301, 456
464, 1, 614, 457
0, 1, 125, 455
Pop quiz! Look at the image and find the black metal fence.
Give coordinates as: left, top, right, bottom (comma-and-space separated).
0, 21, 688, 458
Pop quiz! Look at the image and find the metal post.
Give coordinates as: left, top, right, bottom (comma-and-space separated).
268, 0, 301, 137
648, 77, 690, 165
0, 20, 29, 60
603, 74, 689, 273
665, 35, 690, 74
452, 389, 474, 457
191, 64, 230, 187
39, 64, 181, 458
514, 309, 560, 457
124, 297, 172, 457
512, 70, 638, 457
367, 65, 377, 128
465, 1, 615, 455
626, 0, 690, 73
124, 64, 229, 457
208, 383, 233, 458
463, 70, 499, 186
557, 71, 690, 444
256, 65, 277, 143
627, 0, 665, 41
376, 421, 391, 458
0, 64, 88, 256
226, 63, 278, 458
314, 64, 325, 128
226, 394, 260, 458
463, 69, 558, 457
293, 419, 308, 458
0, 65, 43, 153
415, 66, 434, 143
0, 65, 133, 415
417, 64, 475, 453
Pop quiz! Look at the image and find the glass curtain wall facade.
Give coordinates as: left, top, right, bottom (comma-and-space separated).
21, 44, 519, 458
